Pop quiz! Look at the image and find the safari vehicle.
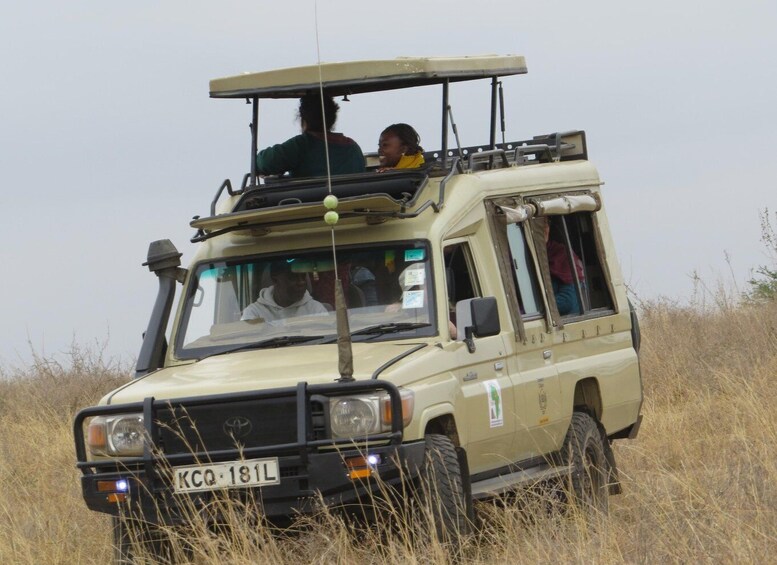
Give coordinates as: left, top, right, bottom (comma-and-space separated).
74, 55, 642, 558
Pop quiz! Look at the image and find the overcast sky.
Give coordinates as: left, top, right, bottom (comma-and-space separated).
1, 1, 775, 368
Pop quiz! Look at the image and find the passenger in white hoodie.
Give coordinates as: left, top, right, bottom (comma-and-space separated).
241, 260, 328, 322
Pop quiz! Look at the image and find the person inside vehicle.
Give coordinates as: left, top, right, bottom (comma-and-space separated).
241, 260, 328, 322
544, 217, 585, 316
255, 92, 365, 178
377, 123, 425, 171
349, 254, 379, 307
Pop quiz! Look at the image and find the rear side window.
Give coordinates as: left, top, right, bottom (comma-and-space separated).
541, 212, 614, 317
504, 223, 544, 318
486, 192, 616, 334
484, 198, 547, 341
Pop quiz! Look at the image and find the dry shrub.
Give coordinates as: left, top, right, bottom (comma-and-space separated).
2, 296, 777, 563
0, 343, 130, 565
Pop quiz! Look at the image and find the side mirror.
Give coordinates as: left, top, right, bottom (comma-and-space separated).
455, 297, 501, 353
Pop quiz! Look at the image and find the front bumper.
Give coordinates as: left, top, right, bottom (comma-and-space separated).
74, 380, 425, 525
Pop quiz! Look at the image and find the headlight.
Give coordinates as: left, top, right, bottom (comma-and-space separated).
87, 414, 145, 457
330, 398, 379, 438
329, 389, 414, 439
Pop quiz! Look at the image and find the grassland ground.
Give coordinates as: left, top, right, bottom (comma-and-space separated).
1, 299, 776, 564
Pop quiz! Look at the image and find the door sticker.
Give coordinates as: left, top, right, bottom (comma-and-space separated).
538, 379, 548, 415
484, 380, 503, 428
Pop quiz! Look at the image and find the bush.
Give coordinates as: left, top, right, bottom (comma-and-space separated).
744, 208, 777, 303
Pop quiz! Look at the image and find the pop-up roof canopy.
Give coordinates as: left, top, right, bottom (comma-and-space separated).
209, 55, 527, 99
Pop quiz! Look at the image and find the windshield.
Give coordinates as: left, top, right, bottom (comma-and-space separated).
175, 242, 437, 360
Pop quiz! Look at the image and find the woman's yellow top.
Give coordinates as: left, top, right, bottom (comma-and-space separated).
395, 152, 425, 169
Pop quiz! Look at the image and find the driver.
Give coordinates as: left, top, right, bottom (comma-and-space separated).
241, 260, 328, 322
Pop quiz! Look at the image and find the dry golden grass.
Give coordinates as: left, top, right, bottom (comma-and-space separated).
1, 298, 776, 564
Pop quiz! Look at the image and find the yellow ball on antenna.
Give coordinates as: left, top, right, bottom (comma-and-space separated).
324, 210, 339, 225
323, 195, 339, 210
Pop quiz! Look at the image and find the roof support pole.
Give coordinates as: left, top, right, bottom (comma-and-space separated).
490, 77, 498, 149
560, 217, 588, 314
441, 79, 449, 170
250, 96, 259, 188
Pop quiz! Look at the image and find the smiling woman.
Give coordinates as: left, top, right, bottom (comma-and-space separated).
377, 123, 425, 171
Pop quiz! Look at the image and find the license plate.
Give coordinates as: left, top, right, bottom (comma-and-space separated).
172, 458, 280, 494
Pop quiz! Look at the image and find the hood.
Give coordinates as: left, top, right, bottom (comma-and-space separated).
105, 342, 427, 405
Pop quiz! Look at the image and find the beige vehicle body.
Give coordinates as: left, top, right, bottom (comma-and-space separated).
75, 56, 642, 536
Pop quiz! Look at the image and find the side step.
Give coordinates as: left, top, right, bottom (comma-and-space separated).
470, 464, 572, 500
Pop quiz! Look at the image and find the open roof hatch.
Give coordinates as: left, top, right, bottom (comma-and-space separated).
209, 55, 527, 99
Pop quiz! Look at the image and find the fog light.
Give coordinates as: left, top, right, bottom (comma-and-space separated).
97, 479, 130, 493
345, 454, 381, 480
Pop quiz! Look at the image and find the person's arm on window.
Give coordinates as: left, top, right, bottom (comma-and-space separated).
553, 279, 579, 316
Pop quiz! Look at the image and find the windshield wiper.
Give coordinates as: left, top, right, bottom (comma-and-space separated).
349, 322, 431, 338
202, 335, 327, 359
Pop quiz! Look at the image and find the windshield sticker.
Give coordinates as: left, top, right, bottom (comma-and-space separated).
384, 250, 396, 273
403, 267, 426, 287
404, 249, 425, 262
484, 380, 504, 428
402, 290, 424, 309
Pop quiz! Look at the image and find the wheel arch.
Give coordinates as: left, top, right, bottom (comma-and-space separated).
421, 408, 460, 447
573, 376, 603, 422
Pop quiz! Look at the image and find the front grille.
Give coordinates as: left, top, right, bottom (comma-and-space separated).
280, 466, 301, 479
156, 397, 298, 455
310, 399, 327, 441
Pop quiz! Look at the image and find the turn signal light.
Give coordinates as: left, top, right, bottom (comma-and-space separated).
345, 455, 377, 480
381, 391, 414, 428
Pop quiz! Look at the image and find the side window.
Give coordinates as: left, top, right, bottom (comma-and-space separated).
443, 243, 480, 331
544, 212, 614, 317
504, 223, 545, 318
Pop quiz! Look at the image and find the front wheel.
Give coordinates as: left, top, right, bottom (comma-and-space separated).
562, 412, 610, 514
417, 434, 472, 542
112, 517, 179, 565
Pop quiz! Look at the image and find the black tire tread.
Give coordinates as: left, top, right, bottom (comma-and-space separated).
421, 434, 470, 541
562, 411, 610, 514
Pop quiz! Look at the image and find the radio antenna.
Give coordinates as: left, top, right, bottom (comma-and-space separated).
314, 0, 354, 382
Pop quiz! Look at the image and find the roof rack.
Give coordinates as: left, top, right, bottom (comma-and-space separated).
191, 130, 587, 243
422, 130, 587, 168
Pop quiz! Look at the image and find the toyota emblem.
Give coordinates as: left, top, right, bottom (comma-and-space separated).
223, 416, 253, 438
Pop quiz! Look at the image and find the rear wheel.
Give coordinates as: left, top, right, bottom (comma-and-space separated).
562, 412, 610, 514
418, 434, 472, 542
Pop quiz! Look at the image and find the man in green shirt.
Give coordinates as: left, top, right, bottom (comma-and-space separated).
256, 93, 365, 178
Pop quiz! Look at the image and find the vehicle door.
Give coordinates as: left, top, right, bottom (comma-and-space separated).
442, 240, 517, 474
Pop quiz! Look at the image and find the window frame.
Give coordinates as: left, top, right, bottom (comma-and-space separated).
485, 198, 550, 342
486, 190, 618, 334
527, 191, 618, 327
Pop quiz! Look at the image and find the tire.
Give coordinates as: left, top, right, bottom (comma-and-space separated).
418, 434, 471, 542
562, 412, 610, 514
112, 517, 177, 565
